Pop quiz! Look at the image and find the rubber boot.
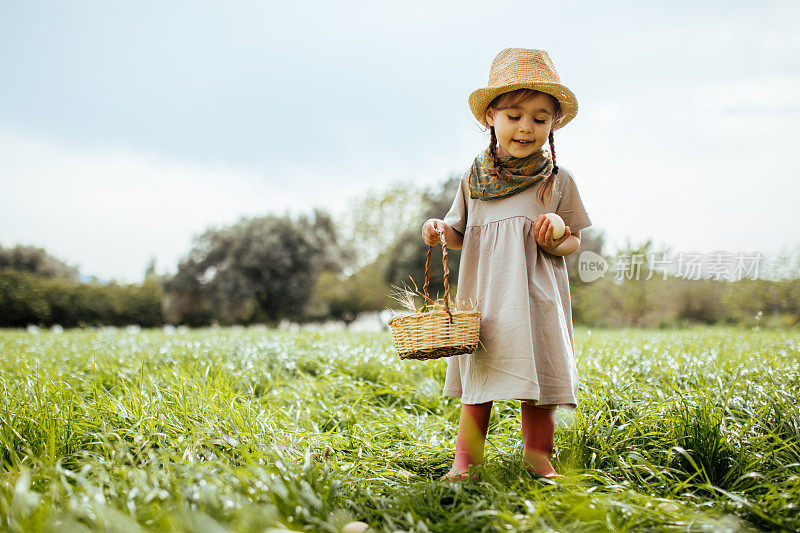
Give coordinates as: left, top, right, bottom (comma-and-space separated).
441, 401, 492, 481
521, 401, 559, 478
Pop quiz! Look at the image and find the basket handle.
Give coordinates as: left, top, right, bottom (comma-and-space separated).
422, 228, 454, 323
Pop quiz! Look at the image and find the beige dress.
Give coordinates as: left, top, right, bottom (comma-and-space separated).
442, 164, 592, 407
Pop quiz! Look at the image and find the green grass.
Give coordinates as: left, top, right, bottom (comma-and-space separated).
0, 325, 798, 532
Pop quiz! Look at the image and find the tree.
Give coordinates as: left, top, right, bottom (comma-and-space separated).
0, 244, 79, 281
761, 242, 800, 281
165, 209, 347, 326
0, 270, 164, 328
305, 260, 392, 325
144, 257, 158, 280
335, 182, 425, 275
383, 174, 462, 299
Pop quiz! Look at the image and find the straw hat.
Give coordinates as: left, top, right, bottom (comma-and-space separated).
468, 48, 578, 130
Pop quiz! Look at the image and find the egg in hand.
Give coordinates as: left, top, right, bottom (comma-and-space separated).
543, 213, 566, 240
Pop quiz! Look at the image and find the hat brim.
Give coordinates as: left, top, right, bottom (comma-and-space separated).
468, 82, 578, 130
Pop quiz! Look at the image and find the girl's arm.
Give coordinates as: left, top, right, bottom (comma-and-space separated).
422, 219, 464, 250
548, 233, 580, 256
533, 215, 582, 256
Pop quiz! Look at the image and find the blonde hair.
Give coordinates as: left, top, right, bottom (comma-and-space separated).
485, 89, 564, 206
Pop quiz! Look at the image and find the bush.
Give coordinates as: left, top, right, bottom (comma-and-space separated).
0, 270, 165, 328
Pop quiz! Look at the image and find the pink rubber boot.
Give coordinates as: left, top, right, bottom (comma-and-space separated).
521, 402, 560, 478
441, 401, 493, 481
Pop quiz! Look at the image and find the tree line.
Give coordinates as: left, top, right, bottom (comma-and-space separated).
1, 176, 798, 329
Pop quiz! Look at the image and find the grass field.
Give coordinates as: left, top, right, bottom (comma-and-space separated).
0, 325, 798, 532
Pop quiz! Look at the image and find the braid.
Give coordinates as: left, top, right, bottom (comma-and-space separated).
536, 129, 559, 206
488, 126, 503, 177
548, 130, 558, 177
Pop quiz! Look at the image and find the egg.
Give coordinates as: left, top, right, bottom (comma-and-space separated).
544, 213, 566, 239
341, 521, 370, 533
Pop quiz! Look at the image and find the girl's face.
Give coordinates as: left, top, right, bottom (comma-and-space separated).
485, 92, 557, 158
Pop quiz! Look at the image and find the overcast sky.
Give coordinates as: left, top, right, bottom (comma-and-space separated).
1, 1, 798, 283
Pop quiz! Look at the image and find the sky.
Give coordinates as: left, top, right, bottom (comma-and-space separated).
1, 1, 798, 283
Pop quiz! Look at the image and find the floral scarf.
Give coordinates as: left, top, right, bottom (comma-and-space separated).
468, 147, 553, 200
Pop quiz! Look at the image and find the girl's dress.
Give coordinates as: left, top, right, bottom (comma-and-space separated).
442, 165, 592, 407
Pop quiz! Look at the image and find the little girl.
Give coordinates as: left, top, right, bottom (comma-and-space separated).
421, 48, 592, 481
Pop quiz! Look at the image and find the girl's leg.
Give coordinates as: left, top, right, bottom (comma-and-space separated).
520, 401, 559, 477
441, 400, 493, 481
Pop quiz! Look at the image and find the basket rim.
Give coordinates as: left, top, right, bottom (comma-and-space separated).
388, 308, 481, 326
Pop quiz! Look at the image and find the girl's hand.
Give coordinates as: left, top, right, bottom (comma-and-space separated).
422, 218, 447, 246
534, 214, 571, 253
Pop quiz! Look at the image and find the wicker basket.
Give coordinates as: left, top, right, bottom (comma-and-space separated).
388, 231, 481, 360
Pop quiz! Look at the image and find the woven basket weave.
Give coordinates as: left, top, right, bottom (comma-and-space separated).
388, 231, 481, 360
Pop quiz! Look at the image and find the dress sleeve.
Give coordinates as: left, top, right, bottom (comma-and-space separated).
443, 171, 468, 235
555, 168, 592, 233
